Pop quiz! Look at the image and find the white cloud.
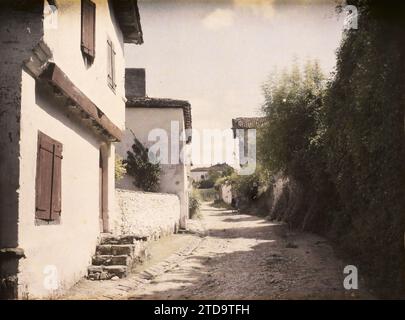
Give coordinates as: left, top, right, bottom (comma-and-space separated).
233, 0, 275, 20
202, 8, 235, 30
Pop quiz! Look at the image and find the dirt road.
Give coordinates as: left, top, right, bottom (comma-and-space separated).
64, 203, 368, 299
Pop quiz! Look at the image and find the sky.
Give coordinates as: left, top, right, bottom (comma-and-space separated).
125, 0, 346, 166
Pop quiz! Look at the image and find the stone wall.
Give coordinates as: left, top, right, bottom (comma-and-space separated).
116, 107, 189, 229
0, 0, 44, 299
115, 189, 181, 239
220, 184, 232, 205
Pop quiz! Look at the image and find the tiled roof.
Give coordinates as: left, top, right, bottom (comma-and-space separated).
191, 163, 232, 173
126, 97, 192, 130
112, 0, 143, 44
190, 167, 210, 172
231, 117, 267, 129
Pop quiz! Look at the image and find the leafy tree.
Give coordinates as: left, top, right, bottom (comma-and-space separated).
258, 59, 326, 182
256, 1, 405, 296
124, 138, 161, 192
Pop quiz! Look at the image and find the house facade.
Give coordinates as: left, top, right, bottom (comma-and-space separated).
231, 117, 267, 168
116, 69, 192, 229
190, 168, 210, 183
0, 0, 143, 299
191, 163, 233, 185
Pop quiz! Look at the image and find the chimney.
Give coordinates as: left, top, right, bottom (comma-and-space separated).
125, 68, 146, 98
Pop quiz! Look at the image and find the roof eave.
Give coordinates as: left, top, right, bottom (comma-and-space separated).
112, 0, 144, 45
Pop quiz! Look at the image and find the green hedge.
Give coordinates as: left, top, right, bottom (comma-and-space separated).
258, 1, 405, 296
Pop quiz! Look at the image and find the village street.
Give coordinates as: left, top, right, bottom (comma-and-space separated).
64, 202, 368, 300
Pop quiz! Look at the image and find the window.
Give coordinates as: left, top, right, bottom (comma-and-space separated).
35, 132, 63, 222
81, 0, 96, 60
107, 38, 116, 92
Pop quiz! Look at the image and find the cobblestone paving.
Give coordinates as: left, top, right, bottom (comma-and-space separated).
62, 203, 371, 300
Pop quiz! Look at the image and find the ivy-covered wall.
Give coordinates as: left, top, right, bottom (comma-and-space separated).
258, 0, 405, 297
322, 0, 405, 296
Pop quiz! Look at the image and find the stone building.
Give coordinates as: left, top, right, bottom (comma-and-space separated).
190, 163, 233, 184
231, 117, 267, 168
116, 69, 192, 230
190, 167, 210, 184
0, 0, 143, 299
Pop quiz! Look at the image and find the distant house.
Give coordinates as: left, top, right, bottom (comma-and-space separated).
231, 117, 267, 167
190, 163, 233, 184
190, 167, 210, 183
116, 69, 192, 229
0, 0, 143, 299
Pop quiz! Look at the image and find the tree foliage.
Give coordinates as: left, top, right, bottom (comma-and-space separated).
257, 1, 405, 296
259, 60, 325, 181
124, 138, 161, 192
322, 1, 405, 295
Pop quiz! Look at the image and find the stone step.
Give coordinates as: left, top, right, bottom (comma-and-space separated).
103, 265, 128, 277
92, 255, 130, 266
100, 234, 148, 245
96, 244, 135, 256
87, 265, 128, 280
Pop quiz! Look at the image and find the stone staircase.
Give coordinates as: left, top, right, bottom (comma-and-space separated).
87, 234, 149, 280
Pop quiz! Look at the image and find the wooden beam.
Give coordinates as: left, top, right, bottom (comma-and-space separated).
40, 63, 122, 142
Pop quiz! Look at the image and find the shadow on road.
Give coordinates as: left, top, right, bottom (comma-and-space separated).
126, 204, 358, 300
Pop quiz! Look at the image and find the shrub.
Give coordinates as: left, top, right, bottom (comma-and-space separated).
197, 179, 215, 189
114, 154, 126, 181
124, 137, 161, 192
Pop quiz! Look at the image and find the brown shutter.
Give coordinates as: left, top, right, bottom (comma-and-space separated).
111, 42, 116, 88
35, 132, 63, 222
107, 39, 112, 87
107, 39, 116, 90
51, 142, 63, 221
36, 134, 54, 220
81, 0, 96, 59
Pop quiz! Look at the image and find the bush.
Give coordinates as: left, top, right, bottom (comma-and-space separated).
115, 154, 126, 181
197, 179, 215, 189
225, 165, 270, 206
124, 137, 161, 192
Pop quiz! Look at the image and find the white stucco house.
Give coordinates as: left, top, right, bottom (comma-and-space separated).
0, 0, 143, 299
190, 167, 210, 183
231, 117, 267, 168
116, 69, 192, 230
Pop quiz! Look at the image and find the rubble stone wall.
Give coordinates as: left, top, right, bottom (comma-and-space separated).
115, 189, 181, 239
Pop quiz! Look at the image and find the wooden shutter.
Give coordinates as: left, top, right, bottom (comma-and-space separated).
36, 134, 54, 220
107, 39, 116, 90
35, 132, 63, 221
81, 0, 96, 59
51, 142, 63, 220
